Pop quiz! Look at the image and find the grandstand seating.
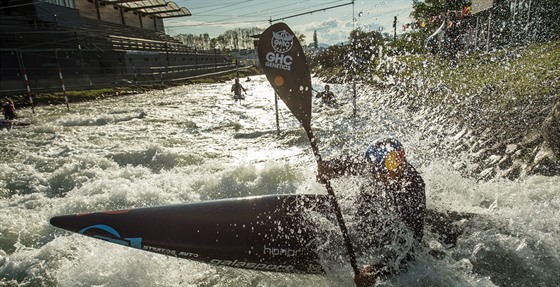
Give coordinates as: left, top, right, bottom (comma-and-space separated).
0, 0, 235, 95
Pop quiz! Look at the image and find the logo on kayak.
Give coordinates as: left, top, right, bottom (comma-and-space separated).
144, 245, 177, 256
265, 30, 295, 71
263, 245, 298, 257
210, 259, 295, 272
79, 224, 142, 249
307, 264, 323, 273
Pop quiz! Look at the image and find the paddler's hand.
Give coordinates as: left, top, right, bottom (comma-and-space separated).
353, 265, 377, 287
316, 160, 334, 184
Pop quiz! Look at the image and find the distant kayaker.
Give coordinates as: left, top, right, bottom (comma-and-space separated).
315, 84, 337, 106
231, 78, 247, 102
316, 138, 426, 286
2, 97, 17, 120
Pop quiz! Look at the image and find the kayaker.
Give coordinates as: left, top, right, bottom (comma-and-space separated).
317, 138, 426, 286
231, 78, 247, 102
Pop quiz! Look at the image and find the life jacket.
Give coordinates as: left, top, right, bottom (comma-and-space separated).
232, 83, 243, 95
2, 102, 16, 119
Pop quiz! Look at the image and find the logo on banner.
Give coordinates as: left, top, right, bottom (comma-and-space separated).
271, 30, 294, 53
265, 30, 295, 71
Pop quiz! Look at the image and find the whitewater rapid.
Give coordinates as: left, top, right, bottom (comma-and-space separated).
1, 76, 558, 286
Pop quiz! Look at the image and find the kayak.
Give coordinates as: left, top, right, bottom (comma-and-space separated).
51, 194, 331, 274
0, 119, 30, 130
50, 194, 472, 274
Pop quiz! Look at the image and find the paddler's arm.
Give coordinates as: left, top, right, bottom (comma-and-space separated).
316, 156, 368, 184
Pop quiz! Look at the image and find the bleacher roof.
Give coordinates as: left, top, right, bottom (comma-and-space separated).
101, 0, 191, 18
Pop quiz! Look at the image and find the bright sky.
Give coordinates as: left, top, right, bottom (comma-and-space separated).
164, 0, 414, 45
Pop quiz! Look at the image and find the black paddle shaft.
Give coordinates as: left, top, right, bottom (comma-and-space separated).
304, 127, 360, 276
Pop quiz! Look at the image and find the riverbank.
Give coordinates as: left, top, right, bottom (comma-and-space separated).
7, 65, 262, 109
316, 40, 560, 179
397, 41, 560, 179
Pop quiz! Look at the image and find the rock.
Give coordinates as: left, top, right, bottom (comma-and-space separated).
505, 144, 518, 154
0, 249, 6, 266
502, 163, 522, 180
528, 144, 560, 176
498, 154, 513, 169
479, 167, 496, 180
487, 154, 502, 166
520, 128, 542, 148
451, 128, 468, 141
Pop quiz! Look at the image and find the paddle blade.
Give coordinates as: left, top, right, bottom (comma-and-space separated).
258, 22, 312, 129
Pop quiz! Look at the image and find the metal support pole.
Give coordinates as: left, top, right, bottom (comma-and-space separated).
487, 11, 492, 52
526, 0, 532, 43
511, 0, 517, 44
475, 16, 479, 50
17, 51, 35, 114
55, 49, 70, 111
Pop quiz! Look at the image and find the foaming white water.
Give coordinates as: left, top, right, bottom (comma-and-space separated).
1, 76, 559, 286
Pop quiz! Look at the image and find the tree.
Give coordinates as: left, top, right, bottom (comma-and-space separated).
411, 0, 470, 19
297, 33, 306, 46
312, 44, 348, 71
408, 0, 472, 56
410, 0, 446, 21
217, 35, 227, 50
313, 31, 318, 49
202, 33, 210, 49
209, 38, 218, 50
349, 28, 384, 62
172, 27, 264, 51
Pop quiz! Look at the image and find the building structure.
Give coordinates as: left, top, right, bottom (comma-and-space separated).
0, 0, 235, 96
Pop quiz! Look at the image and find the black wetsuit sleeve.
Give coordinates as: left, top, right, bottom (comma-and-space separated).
328, 156, 369, 177
395, 165, 426, 241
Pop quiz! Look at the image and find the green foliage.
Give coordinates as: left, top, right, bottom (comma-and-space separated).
311, 29, 386, 71
310, 19, 559, 118
395, 40, 560, 110
310, 28, 429, 81
297, 32, 306, 46
350, 28, 384, 59
310, 44, 350, 73
388, 30, 433, 55
411, 0, 470, 19
411, 0, 443, 20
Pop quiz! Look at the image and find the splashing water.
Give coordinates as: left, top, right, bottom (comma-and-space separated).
1, 76, 558, 286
